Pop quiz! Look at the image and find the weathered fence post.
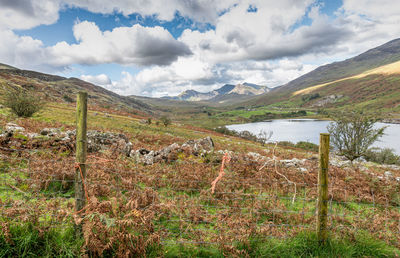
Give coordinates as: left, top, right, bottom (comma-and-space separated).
75, 91, 88, 235
317, 133, 329, 243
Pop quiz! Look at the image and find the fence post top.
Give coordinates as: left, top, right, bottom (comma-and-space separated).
320, 133, 330, 136
78, 91, 88, 96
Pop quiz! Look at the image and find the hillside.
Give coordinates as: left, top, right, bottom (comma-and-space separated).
277, 38, 400, 92
0, 64, 152, 115
165, 82, 269, 102
232, 38, 400, 118
1, 85, 399, 256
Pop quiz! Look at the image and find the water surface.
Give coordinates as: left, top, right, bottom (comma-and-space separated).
227, 119, 400, 154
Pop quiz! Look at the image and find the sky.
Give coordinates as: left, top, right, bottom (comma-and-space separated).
1, 0, 400, 97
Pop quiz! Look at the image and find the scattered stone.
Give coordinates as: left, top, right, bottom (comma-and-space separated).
308, 155, 318, 161
181, 136, 214, 155
329, 156, 351, 167
40, 128, 61, 137
378, 164, 400, 170
5, 123, 25, 132
279, 158, 306, 168
26, 133, 40, 138
384, 171, 393, 179
133, 137, 215, 165
299, 167, 308, 173
396, 177, 400, 182
246, 152, 268, 162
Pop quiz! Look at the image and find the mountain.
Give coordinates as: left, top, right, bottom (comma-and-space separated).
0, 64, 152, 115
277, 38, 400, 92
240, 38, 400, 114
165, 82, 269, 102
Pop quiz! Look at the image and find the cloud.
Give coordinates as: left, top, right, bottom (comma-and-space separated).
80, 74, 111, 85
0, 29, 58, 71
0, 0, 236, 30
2, 0, 400, 98
0, 20, 192, 73
0, 0, 60, 29
65, 0, 237, 24
179, 1, 352, 64
48, 21, 192, 66
98, 57, 315, 97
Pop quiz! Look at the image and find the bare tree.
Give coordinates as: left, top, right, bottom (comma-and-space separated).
327, 111, 386, 162
257, 129, 273, 146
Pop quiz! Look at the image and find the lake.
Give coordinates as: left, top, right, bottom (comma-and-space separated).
226, 119, 400, 154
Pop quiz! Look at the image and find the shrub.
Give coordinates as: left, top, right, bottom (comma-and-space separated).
327, 111, 386, 161
214, 127, 272, 145
295, 141, 319, 152
147, 118, 152, 125
62, 94, 74, 103
237, 130, 258, 142
302, 93, 320, 102
160, 116, 171, 127
363, 148, 400, 165
277, 141, 319, 152
277, 141, 295, 148
214, 126, 237, 136
3, 88, 43, 117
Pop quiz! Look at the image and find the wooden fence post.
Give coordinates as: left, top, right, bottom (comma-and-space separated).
317, 133, 329, 243
75, 91, 88, 235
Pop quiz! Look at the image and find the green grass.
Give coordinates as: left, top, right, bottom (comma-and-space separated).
146, 231, 400, 257
1, 224, 398, 257
0, 223, 82, 257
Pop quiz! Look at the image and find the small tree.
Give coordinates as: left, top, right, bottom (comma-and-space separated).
3, 88, 43, 117
257, 130, 273, 146
160, 116, 171, 127
327, 111, 386, 162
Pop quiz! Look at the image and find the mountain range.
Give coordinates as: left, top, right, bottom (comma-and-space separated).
163, 82, 269, 102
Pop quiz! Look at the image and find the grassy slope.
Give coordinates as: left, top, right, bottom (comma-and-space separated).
277, 38, 400, 92
227, 64, 400, 121
0, 68, 152, 115
1, 102, 400, 257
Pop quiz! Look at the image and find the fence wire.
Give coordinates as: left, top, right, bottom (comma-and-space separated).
1, 147, 399, 248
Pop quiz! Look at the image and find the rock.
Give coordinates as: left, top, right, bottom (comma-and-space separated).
279, 158, 306, 168
159, 143, 181, 159
26, 133, 40, 138
40, 128, 61, 136
5, 123, 25, 132
0, 104, 4, 109
329, 155, 351, 167
299, 167, 308, 173
247, 152, 267, 162
396, 177, 400, 182
378, 164, 400, 170
182, 136, 214, 155
308, 155, 318, 161
133, 137, 215, 165
384, 171, 393, 179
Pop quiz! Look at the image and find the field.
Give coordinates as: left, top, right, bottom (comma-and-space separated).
1, 101, 400, 257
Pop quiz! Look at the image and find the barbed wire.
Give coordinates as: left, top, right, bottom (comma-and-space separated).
1, 147, 399, 246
